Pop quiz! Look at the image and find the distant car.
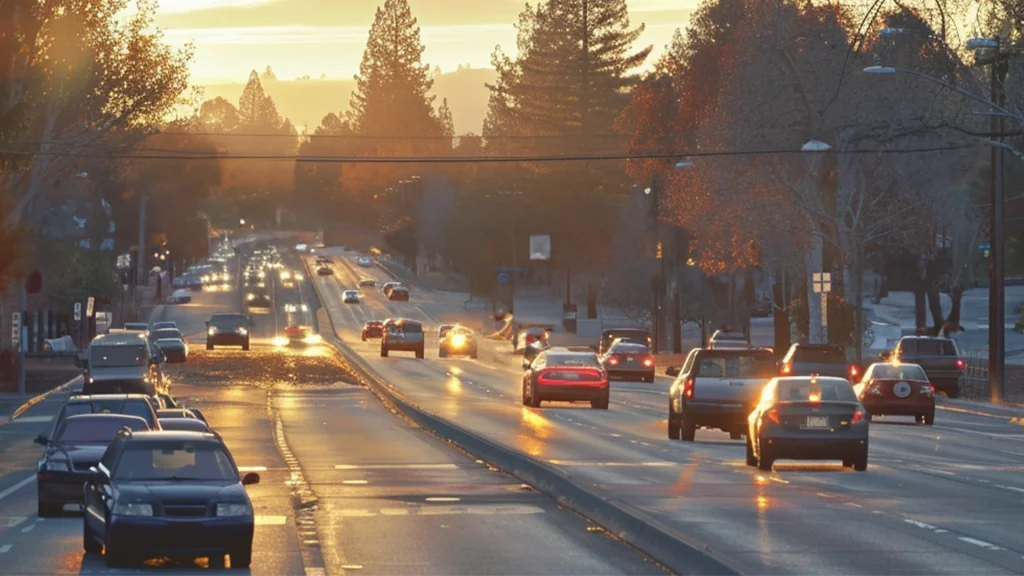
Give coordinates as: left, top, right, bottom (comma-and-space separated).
388, 287, 409, 301
381, 282, 400, 296
246, 293, 272, 311
151, 322, 177, 331
747, 376, 869, 471
521, 348, 609, 409
317, 265, 333, 276
438, 327, 478, 359
854, 362, 935, 425
155, 339, 188, 363
599, 341, 655, 382
708, 330, 750, 350
35, 414, 150, 516
358, 279, 377, 288
361, 321, 384, 341
165, 289, 192, 305
123, 323, 148, 332
157, 408, 196, 419
780, 343, 858, 380
381, 319, 424, 358
315, 256, 331, 265
438, 325, 455, 339
206, 313, 250, 351
343, 290, 360, 303
357, 256, 373, 267
83, 430, 260, 568
598, 328, 652, 355
158, 417, 211, 432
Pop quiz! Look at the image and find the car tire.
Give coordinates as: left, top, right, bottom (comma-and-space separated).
230, 548, 252, 569
207, 342, 214, 350
667, 401, 681, 440
83, 518, 102, 554
361, 335, 366, 342
470, 351, 478, 359
381, 347, 389, 358
756, 442, 774, 471
680, 413, 696, 442
853, 446, 869, 471
745, 434, 758, 466
527, 383, 541, 408
37, 499, 61, 518
416, 347, 424, 359
644, 374, 655, 383
729, 430, 742, 440
591, 393, 610, 410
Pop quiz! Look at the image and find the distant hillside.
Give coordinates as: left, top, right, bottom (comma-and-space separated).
197, 67, 496, 136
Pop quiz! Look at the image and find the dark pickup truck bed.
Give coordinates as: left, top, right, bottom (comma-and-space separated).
883, 337, 964, 397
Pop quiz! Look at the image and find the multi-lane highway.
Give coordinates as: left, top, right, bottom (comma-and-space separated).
311, 247, 1024, 575
0, 250, 664, 575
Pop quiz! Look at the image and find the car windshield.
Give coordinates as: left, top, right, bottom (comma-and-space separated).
791, 346, 847, 364
871, 364, 928, 381
90, 345, 147, 367
778, 380, 858, 403
151, 329, 183, 340
113, 441, 237, 481
546, 353, 600, 368
56, 417, 148, 443
63, 399, 153, 425
210, 315, 245, 329
902, 339, 958, 355
159, 419, 210, 432
695, 352, 777, 378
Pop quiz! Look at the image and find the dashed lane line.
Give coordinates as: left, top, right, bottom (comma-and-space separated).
334, 463, 458, 470
0, 477, 34, 503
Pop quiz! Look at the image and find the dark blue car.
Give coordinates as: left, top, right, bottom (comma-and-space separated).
82, 430, 260, 568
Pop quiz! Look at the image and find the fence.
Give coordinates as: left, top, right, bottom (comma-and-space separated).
960, 348, 989, 398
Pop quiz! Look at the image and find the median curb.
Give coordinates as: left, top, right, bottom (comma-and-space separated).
301, 258, 742, 576
7, 375, 81, 422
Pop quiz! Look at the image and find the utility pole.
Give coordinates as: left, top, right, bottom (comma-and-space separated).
17, 281, 27, 394
137, 187, 147, 287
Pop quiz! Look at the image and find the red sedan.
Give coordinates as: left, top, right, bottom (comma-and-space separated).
361, 321, 384, 341
854, 362, 935, 425
521, 348, 609, 409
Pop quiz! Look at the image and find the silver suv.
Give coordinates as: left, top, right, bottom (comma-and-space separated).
381, 319, 424, 359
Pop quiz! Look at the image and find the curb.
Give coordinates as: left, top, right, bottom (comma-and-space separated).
8, 375, 81, 421
302, 259, 742, 576
936, 396, 1024, 419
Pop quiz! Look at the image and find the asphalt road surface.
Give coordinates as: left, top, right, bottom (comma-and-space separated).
0, 252, 664, 575
312, 247, 1024, 576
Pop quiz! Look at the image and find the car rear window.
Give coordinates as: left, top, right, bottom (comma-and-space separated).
151, 329, 182, 340
610, 343, 649, 354
778, 380, 858, 402
399, 323, 422, 334
91, 345, 147, 367
57, 417, 148, 442
603, 330, 651, 346
114, 442, 236, 481
871, 364, 928, 381
546, 353, 600, 368
901, 339, 958, 355
694, 352, 777, 378
791, 346, 847, 364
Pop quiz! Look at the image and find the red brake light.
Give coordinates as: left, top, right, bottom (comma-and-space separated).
781, 364, 791, 375
852, 409, 865, 423
683, 378, 694, 399
955, 359, 965, 370
643, 357, 653, 367
608, 356, 620, 366
849, 365, 859, 378
767, 408, 780, 424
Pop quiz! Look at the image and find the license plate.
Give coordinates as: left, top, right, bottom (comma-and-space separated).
805, 416, 828, 428
626, 358, 634, 363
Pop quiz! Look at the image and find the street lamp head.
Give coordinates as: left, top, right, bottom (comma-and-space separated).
75, 172, 89, 179
863, 66, 896, 75
643, 187, 652, 195
966, 37, 999, 50
801, 140, 832, 152
675, 161, 694, 169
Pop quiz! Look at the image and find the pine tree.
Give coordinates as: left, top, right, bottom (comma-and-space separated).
348, 0, 440, 138
237, 70, 284, 132
438, 98, 455, 139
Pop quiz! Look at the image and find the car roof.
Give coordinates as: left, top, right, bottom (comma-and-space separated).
157, 418, 209, 428
547, 347, 595, 355
91, 332, 148, 346
68, 394, 150, 401
64, 413, 148, 423
775, 376, 851, 385
125, 430, 220, 442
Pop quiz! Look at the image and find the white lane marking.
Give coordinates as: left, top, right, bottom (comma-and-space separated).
342, 480, 368, 485
959, 536, 1002, 549
334, 464, 457, 470
996, 485, 1024, 494
336, 505, 545, 517
916, 467, 956, 475
238, 466, 267, 472
905, 519, 938, 530
10, 416, 53, 424
547, 460, 675, 467
254, 515, 287, 525
0, 545, 11, 554
425, 497, 460, 502
0, 477, 34, 503
20, 522, 36, 533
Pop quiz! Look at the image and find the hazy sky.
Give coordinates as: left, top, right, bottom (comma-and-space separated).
154, 0, 697, 83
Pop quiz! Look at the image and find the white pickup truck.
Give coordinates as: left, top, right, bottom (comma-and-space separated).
667, 348, 778, 441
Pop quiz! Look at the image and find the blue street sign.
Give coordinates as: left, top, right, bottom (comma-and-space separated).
979, 242, 991, 251
497, 272, 511, 285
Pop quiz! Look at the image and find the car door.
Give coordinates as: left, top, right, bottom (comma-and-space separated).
86, 438, 120, 537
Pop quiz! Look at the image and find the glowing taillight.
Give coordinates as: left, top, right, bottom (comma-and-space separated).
643, 357, 653, 367
808, 391, 822, 404
683, 378, 695, 399
852, 409, 865, 423
608, 356, 620, 366
849, 365, 859, 379
955, 359, 965, 370
767, 409, 780, 424
781, 364, 791, 375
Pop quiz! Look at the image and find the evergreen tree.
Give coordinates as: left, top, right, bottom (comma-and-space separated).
438, 98, 455, 139
349, 0, 440, 138
237, 70, 284, 132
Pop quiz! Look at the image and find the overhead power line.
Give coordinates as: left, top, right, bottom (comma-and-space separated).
3, 144, 978, 163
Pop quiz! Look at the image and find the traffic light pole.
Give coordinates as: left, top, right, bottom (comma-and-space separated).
17, 280, 27, 394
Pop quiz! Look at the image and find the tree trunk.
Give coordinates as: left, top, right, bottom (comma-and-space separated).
927, 287, 944, 334
772, 272, 791, 358
853, 257, 864, 364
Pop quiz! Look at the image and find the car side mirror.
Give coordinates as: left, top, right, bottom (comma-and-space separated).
242, 472, 260, 486
34, 434, 48, 446
665, 366, 680, 377
87, 466, 104, 481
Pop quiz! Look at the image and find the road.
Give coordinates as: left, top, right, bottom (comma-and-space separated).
0, 251, 663, 575
312, 247, 1024, 575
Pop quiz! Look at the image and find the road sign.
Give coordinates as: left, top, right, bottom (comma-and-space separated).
979, 242, 991, 251
11, 313, 20, 350
86, 297, 95, 318
74, 302, 82, 322
497, 272, 510, 285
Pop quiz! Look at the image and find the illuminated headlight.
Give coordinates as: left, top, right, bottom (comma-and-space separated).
208, 327, 218, 335
236, 327, 248, 335
281, 271, 291, 280
113, 502, 153, 516
301, 304, 309, 312
216, 502, 252, 517
41, 460, 69, 472
451, 334, 467, 348
295, 274, 304, 282
304, 334, 322, 345
258, 271, 266, 279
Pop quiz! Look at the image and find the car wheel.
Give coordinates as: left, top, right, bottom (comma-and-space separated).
853, 446, 869, 472
230, 548, 252, 569
37, 499, 61, 518
361, 335, 366, 341
83, 517, 102, 554
416, 347, 424, 359
745, 434, 757, 466
381, 347, 388, 358
756, 442, 774, 471
680, 413, 696, 442
527, 383, 541, 408
645, 374, 655, 383
591, 393, 609, 410
667, 401, 681, 440
729, 430, 742, 440
206, 343, 214, 350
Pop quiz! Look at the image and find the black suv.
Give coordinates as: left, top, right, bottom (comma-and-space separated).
83, 430, 260, 568
206, 313, 251, 350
